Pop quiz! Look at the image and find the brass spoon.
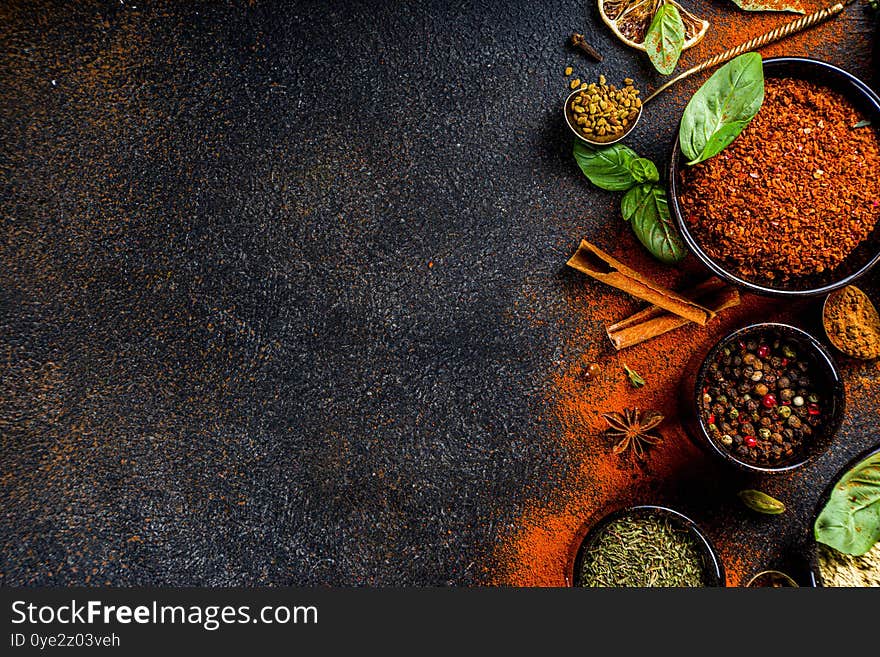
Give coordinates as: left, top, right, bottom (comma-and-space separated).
822, 285, 880, 360
746, 570, 799, 588
563, 86, 642, 147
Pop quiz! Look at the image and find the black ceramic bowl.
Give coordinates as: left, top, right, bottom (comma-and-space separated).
669, 57, 880, 297
571, 505, 725, 587
680, 323, 845, 474
808, 443, 880, 587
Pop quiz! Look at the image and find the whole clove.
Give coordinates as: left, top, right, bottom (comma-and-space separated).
571, 33, 603, 62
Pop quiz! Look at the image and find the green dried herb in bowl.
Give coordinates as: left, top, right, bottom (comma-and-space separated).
573, 506, 724, 587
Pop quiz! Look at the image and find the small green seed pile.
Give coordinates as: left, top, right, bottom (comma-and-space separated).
568, 74, 641, 142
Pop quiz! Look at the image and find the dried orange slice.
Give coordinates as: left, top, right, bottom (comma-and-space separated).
599, 0, 709, 52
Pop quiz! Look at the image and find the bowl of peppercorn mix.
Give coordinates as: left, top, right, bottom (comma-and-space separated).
681, 323, 845, 473
669, 58, 880, 297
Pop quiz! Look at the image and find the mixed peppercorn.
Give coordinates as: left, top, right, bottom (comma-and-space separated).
699, 333, 825, 465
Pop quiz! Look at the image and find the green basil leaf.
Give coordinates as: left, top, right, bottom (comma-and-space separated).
629, 157, 659, 183
620, 185, 641, 221
621, 184, 686, 264
573, 140, 638, 191
815, 452, 880, 556
730, 0, 804, 13
679, 52, 764, 165
644, 2, 685, 76
854, 119, 872, 129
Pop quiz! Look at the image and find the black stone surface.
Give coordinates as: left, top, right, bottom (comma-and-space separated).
1, 0, 878, 585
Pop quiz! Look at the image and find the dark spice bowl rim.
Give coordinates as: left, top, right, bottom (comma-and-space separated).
687, 322, 845, 474
807, 442, 880, 587
668, 57, 880, 298
571, 504, 725, 587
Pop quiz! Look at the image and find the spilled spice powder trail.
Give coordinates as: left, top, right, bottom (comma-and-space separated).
492, 243, 810, 587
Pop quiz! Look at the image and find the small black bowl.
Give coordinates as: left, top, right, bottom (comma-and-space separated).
808, 443, 880, 587
572, 505, 725, 587
680, 322, 845, 474
669, 57, 880, 297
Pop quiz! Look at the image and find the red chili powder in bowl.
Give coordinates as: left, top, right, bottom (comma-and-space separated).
678, 77, 880, 285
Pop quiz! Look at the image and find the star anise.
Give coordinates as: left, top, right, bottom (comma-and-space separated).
602, 408, 664, 460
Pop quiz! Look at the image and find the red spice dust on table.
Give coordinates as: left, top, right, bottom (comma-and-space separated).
492, 245, 803, 586
680, 0, 863, 71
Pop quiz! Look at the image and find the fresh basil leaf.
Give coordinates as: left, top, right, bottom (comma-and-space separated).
815, 452, 880, 556
573, 140, 638, 191
621, 184, 686, 264
645, 2, 685, 76
854, 119, 872, 129
621, 188, 637, 222
730, 0, 804, 13
629, 157, 659, 183
679, 52, 764, 165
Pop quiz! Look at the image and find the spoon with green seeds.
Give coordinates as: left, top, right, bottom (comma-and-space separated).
563, 74, 643, 147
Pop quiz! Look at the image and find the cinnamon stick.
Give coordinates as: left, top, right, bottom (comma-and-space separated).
606, 278, 741, 350
566, 240, 716, 325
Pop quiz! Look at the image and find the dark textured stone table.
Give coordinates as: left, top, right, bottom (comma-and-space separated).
1, 0, 878, 586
